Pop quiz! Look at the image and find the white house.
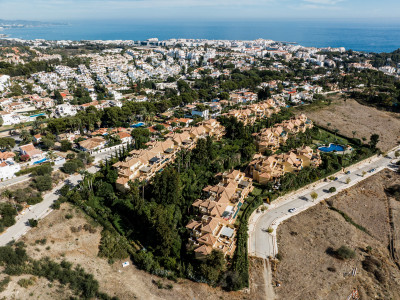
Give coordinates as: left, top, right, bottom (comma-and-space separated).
109, 90, 123, 100
191, 108, 209, 120
19, 144, 45, 162
0, 157, 21, 180
79, 137, 107, 153
0, 111, 25, 126
54, 103, 77, 118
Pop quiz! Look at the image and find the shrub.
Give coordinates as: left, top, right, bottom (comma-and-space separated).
59, 184, 70, 197
20, 154, 30, 162
66, 153, 75, 160
27, 195, 43, 205
60, 140, 72, 152
35, 238, 47, 245
31, 163, 53, 176
0, 276, 10, 292
62, 161, 78, 174
65, 214, 73, 220
374, 270, 386, 283
15, 163, 52, 176
336, 245, 356, 260
32, 175, 52, 192
17, 277, 36, 288
328, 187, 336, 193
327, 266, 336, 272
28, 219, 38, 227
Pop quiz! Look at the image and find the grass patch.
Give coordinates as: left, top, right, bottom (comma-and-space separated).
250, 187, 262, 197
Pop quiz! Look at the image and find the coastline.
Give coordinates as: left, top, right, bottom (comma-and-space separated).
0, 19, 399, 53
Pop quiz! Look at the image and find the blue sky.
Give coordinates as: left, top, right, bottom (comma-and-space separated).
0, 0, 399, 21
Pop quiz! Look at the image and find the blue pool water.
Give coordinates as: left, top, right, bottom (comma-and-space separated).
33, 158, 48, 165
232, 202, 243, 219
318, 144, 345, 153
29, 113, 45, 118
131, 122, 145, 128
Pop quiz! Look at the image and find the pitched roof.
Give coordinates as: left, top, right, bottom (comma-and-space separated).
79, 137, 106, 150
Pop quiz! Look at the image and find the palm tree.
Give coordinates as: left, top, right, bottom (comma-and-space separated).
20, 130, 32, 144
32, 120, 43, 133
334, 129, 339, 141
46, 150, 57, 162
79, 170, 95, 192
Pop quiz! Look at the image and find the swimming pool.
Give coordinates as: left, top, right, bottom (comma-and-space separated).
33, 158, 48, 165
29, 113, 45, 118
318, 143, 345, 153
131, 122, 145, 128
232, 202, 243, 219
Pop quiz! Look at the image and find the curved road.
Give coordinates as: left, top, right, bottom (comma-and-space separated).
249, 147, 399, 259
0, 166, 99, 246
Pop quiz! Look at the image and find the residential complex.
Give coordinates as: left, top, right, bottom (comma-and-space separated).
249, 146, 322, 184
186, 170, 253, 259
114, 119, 225, 191
223, 99, 282, 125
254, 114, 314, 153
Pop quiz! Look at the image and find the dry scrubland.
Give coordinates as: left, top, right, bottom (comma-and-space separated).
0, 203, 264, 300
275, 169, 400, 300
299, 97, 400, 151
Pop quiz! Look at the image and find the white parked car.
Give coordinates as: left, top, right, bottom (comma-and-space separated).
288, 208, 297, 213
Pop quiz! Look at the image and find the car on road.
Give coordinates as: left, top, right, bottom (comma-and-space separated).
288, 208, 297, 213
368, 168, 376, 173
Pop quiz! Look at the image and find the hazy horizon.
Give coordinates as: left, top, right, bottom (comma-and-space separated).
1, 0, 400, 22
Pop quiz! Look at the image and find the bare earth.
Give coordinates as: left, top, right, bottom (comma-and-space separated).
274, 169, 400, 300
299, 97, 400, 151
0, 203, 264, 300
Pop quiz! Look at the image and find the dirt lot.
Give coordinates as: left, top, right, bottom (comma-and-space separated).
0, 203, 265, 300
274, 169, 400, 300
298, 96, 400, 151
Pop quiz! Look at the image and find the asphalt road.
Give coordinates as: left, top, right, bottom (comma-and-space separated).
92, 144, 125, 164
0, 166, 98, 246
249, 148, 400, 259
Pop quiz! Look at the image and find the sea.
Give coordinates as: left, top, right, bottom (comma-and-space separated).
1, 19, 399, 53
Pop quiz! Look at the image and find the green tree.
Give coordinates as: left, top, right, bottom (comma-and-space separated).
62, 161, 78, 174
369, 134, 380, 149
32, 175, 52, 192
60, 140, 72, 152
310, 191, 318, 202
54, 91, 64, 104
